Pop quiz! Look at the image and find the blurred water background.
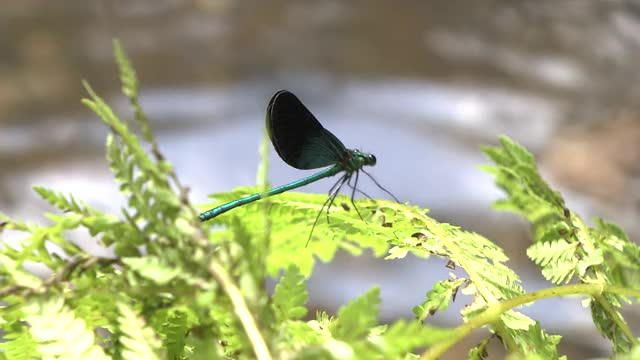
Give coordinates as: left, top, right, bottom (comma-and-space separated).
1, 1, 639, 358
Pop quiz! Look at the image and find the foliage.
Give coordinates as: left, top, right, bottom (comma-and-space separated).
483, 136, 640, 353
0, 39, 637, 360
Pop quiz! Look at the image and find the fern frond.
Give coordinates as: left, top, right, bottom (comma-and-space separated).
0, 327, 38, 360
83, 83, 168, 190
330, 287, 380, 342
209, 303, 248, 357
377, 320, 453, 357
596, 218, 640, 291
68, 268, 124, 333
275, 320, 322, 352
33, 186, 94, 215
155, 307, 198, 360
269, 266, 312, 354
0, 253, 42, 290
468, 336, 492, 360
375, 201, 556, 353
25, 297, 110, 360
482, 136, 566, 219
113, 39, 153, 143
117, 302, 162, 360
0, 219, 70, 271
510, 323, 565, 360
527, 239, 578, 284
203, 188, 412, 277
413, 278, 465, 321
122, 256, 182, 286
272, 265, 308, 323
113, 40, 137, 98
286, 296, 453, 358
484, 135, 638, 353
306, 310, 334, 339
591, 293, 635, 353
83, 82, 191, 260
206, 183, 558, 355
184, 332, 225, 360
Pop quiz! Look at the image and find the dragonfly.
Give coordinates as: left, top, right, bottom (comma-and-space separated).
199, 90, 398, 244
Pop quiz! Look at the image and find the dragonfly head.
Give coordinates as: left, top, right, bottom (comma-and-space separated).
351, 150, 376, 167
344, 150, 377, 173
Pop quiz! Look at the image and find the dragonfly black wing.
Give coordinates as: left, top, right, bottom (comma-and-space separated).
266, 90, 347, 169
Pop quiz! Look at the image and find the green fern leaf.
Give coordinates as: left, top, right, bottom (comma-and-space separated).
596, 218, 640, 290
527, 239, 578, 284
413, 278, 465, 321
83, 83, 167, 189
500, 311, 537, 331
0, 253, 42, 290
468, 336, 492, 360
156, 307, 198, 360
117, 302, 162, 360
484, 136, 566, 212
330, 287, 380, 342
306, 310, 334, 339
483, 136, 637, 355
113, 39, 155, 143
33, 186, 93, 215
0, 328, 38, 360
70, 284, 120, 331
113, 40, 138, 99
510, 323, 566, 360
209, 303, 248, 357
122, 256, 182, 285
203, 188, 406, 277
376, 320, 453, 357
184, 332, 224, 360
481, 136, 567, 232
591, 293, 634, 353
277, 320, 322, 350
25, 297, 110, 360
272, 265, 308, 322
383, 200, 554, 354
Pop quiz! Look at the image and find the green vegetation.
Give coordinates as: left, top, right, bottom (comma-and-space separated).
0, 40, 637, 359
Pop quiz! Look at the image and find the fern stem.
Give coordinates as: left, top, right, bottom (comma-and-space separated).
421, 283, 639, 359
593, 293, 637, 347
423, 215, 518, 351
208, 260, 272, 360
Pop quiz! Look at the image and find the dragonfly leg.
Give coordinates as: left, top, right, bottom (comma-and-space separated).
326, 173, 344, 197
350, 170, 364, 220
307, 174, 349, 247
362, 169, 400, 203
308, 193, 336, 247
326, 174, 350, 224
347, 182, 374, 199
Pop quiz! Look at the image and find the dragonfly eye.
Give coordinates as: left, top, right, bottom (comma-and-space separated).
367, 154, 377, 166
